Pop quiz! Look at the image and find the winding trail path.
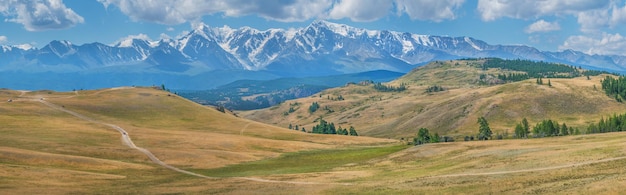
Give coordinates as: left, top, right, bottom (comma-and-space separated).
31, 89, 622, 184
37, 99, 212, 179
34, 96, 348, 185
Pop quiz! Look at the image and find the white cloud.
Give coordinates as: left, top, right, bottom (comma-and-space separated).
395, 0, 464, 22
328, 0, 393, 22
159, 33, 171, 40
525, 20, 560, 33
166, 27, 175, 31
611, 4, 626, 25
0, 0, 84, 31
560, 33, 626, 56
113, 33, 152, 47
175, 30, 190, 39
0, 36, 7, 44
477, 0, 610, 21
14, 43, 33, 50
99, 0, 466, 24
98, 0, 333, 24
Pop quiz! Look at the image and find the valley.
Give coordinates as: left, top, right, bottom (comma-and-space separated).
5, 1, 626, 194
2, 59, 626, 194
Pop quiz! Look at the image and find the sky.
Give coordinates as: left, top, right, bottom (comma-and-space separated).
1, 0, 626, 56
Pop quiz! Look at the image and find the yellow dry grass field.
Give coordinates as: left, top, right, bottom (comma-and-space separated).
0, 87, 396, 194
2, 86, 626, 194
241, 60, 626, 140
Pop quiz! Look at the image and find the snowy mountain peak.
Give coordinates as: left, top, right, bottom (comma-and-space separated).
308, 20, 358, 37
1, 45, 11, 52
464, 36, 483, 51
49, 40, 74, 48
116, 38, 150, 48
3, 20, 626, 82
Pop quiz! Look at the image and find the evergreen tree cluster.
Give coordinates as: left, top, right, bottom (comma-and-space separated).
531, 119, 572, 137
583, 70, 610, 76
586, 114, 626, 134
327, 95, 344, 101
425, 85, 445, 93
309, 102, 320, 113
311, 117, 358, 136
288, 123, 306, 132
283, 103, 299, 116
482, 58, 579, 78
601, 76, 626, 102
497, 73, 530, 82
514, 118, 530, 138
412, 127, 452, 145
373, 82, 407, 92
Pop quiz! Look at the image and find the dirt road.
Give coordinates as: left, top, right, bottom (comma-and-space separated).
35, 97, 347, 185
28, 93, 626, 185
37, 99, 213, 179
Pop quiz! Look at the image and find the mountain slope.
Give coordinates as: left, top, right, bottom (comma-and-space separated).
2, 85, 626, 194
179, 70, 404, 110
0, 87, 395, 193
3, 21, 626, 90
240, 59, 626, 139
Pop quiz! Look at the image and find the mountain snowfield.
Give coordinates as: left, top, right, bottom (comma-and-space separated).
1, 20, 626, 90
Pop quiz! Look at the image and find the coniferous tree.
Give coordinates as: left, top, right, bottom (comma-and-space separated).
349, 126, 358, 136
515, 124, 525, 138
477, 117, 492, 140
522, 118, 530, 137
548, 79, 552, 87
561, 123, 569, 136
309, 102, 320, 113
415, 128, 430, 145
432, 133, 440, 143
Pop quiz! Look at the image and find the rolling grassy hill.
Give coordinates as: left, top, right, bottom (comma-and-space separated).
2, 85, 626, 194
0, 87, 397, 194
240, 59, 626, 139
178, 70, 403, 110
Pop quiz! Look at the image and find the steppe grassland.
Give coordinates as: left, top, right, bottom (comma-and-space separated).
0, 88, 399, 194
241, 60, 626, 139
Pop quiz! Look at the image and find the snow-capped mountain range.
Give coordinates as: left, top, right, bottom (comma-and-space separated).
1, 20, 626, 90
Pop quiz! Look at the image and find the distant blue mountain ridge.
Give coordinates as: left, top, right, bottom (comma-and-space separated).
1, 20, 625, 90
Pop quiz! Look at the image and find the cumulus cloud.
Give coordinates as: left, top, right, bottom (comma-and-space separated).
115, 33, 151, 41
113, 33, 152, 47
0, 35, 7, 43
14, 43, 33, 50
159, 33, 171, 40
477, 0, 610, 21
524, 20, 560, 33
395, 0, 464, 22
0, 0, 84, 31
99, 0, 465, 24
328, 0, 393, 22
560, 33, 626, 56
98, 0, 333, 24
611, 4, 626, 25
